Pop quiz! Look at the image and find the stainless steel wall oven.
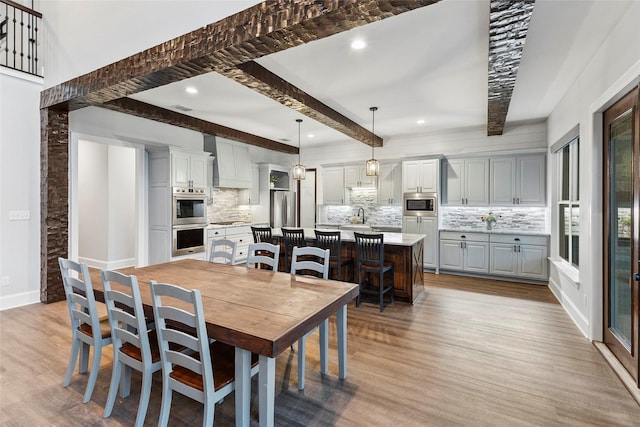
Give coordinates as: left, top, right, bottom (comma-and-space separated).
173, 187, 207, 225
172, 224, 206, 257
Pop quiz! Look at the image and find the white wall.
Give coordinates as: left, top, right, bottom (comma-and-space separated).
546, 2, 640, 340
0, 69, 43, 309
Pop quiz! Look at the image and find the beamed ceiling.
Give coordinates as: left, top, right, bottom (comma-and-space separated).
41, 0, 632, 152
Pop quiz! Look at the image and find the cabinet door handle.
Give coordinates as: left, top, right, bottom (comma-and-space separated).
517, 245, 521, 252
460, 242, 464, 249
513, 197, 516, 204
516, 197, 520, 204
514, 245, 518, 252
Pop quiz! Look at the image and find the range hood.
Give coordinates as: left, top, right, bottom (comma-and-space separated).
204, 135, 252, 189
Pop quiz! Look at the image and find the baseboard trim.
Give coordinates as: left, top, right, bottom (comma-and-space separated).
0, 290, 40, 311
593, 341, 640, 406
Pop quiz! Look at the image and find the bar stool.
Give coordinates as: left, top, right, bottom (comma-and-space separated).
281, 228, 306, 272
314, 229, 354, 282
354, 232, 394, 312
251, 226, 273, 244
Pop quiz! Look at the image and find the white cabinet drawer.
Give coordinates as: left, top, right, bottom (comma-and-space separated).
208, 228, 226, 238
490, 234, 548, 246
440, 231, 489, 242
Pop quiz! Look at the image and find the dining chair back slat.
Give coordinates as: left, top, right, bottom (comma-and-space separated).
314, 229, 355, 281
354, 232, 395, 312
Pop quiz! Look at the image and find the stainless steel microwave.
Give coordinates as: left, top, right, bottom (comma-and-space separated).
403, 192, 437, 217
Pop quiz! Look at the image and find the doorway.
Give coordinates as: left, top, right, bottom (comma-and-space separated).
603, 86, 640, 386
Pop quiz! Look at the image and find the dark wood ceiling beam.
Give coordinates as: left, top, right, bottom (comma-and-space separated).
40, 0, 439, 147
234, 61, 383, 147
101, 98, 297, 154
487, 0, 535, 136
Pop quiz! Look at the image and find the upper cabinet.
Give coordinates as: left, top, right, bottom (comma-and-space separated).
205, 135, 252, 189
171, 150, 208, 188
378, 162, 402, 205
324, 167, 346, 205
442, 157, 489, 206
344, 165, 376, 188
403, 159, 439, 193
238, 164, 260, 205
490, 155, 546, 206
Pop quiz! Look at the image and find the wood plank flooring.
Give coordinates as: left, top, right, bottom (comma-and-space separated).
1, 273, 639, 426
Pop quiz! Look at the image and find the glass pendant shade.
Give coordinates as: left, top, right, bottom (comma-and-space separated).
365, 158, 380, 176
293, 118, 305, 180
365, 106, 380, 177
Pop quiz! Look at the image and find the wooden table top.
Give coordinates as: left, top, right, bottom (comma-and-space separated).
91, 259, 359, 358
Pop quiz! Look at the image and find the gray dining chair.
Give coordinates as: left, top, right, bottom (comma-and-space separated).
58, 257, 112, 403
101, 269, 160, 427
149, 280, 259, 426
209, 238, 237, 264
290, 245, 330, 390
246, 242, 280, 271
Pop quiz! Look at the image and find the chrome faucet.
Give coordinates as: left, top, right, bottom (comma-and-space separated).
357, 208, 365, 224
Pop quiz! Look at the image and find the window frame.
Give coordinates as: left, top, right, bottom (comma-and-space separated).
556, 134, 580, 267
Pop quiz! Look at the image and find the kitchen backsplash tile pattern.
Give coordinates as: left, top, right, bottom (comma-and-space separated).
206, 188, 251, 223
319, 188, 403, 225
440, 206, 546, 232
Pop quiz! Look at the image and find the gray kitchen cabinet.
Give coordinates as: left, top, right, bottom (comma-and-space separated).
171, 149, 208, 188
439, 231, 489, 273
403, 216, 438, 269
324, 167, 346, 205
378, 162, 402, 205
345, 165, 376, 188
442, 157, 489, 206
489, 234, 548, 280
490, 155, 546, 206
238, 164, 260, 205
402, 159, 439, 193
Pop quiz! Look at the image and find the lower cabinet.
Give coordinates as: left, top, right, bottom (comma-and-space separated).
489, 234, 548, 281
207, 225, 252, 265
402, 216, 438, 269
439, 232, 489, 273
439, 231, 549, 281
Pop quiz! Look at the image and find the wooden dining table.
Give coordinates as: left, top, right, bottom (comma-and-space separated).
93, 259, 359, 427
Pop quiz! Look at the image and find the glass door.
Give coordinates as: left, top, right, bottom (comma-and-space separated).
603, 86, 639, 385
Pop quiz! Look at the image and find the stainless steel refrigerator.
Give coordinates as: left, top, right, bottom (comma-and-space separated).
270, 190, 296, 228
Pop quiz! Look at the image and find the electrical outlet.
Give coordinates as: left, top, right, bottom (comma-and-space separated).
1, 276, 9, 287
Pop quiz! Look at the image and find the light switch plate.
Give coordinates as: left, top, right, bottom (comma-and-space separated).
8, 211, 30, 220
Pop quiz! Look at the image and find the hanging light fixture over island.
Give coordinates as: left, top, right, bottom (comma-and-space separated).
292, 118, 306, 180
365, 106, 380, 176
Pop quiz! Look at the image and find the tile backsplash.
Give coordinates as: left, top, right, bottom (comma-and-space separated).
440, 206, 547, 232
206, 188, 251, 223
318, 188, 403, 225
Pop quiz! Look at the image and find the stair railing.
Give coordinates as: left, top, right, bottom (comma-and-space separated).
1, 0, 42, 77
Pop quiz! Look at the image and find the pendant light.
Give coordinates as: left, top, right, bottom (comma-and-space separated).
292, 118, 306, 180
365, 106, 380, 176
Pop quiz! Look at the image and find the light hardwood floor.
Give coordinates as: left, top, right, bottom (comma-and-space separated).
1, 273, 639, 426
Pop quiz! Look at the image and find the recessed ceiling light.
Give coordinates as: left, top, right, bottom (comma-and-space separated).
417, 119, 426, 125
185, 86, 198, 94
351, 39, 366, 50
307, 134, 314, 138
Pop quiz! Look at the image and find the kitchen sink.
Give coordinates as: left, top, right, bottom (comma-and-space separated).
339, 224, 371, 231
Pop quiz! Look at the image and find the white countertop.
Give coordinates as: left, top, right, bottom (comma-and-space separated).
439, 228, 549, 236
274, 227, 425, 246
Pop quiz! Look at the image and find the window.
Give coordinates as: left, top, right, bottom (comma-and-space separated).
557, 137, 580, 267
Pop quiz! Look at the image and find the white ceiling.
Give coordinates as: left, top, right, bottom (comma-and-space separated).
129, 0, 631, 150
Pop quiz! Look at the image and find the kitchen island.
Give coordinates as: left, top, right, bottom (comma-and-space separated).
273, 228, 425, 303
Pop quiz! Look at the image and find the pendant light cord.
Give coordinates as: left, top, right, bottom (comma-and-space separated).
296, 118, 302, 163
370, 106, 377, 156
